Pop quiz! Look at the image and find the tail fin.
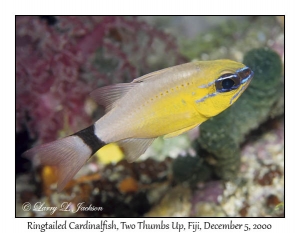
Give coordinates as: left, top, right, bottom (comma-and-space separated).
23, 125, 106, 191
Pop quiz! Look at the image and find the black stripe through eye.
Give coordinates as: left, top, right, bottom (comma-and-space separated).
215, 73, 240, 92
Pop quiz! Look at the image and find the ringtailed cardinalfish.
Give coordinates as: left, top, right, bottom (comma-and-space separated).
23, 60, 253, 191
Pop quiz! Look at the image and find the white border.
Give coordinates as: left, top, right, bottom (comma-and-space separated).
3, 0, 296, 232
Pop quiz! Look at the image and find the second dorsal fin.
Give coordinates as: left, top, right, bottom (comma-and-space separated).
90, 83, 137, 112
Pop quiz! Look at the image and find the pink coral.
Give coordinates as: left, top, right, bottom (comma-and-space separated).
16, 16, 184, 144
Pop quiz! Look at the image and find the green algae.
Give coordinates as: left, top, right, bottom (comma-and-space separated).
172, 155, 212, 184
197, 48, 283, 180
180, 19, 249, 59
143, 17, 284, 184
179, 16, 282, 62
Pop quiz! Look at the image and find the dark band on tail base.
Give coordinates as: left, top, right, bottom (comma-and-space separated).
73, 125, 106, 155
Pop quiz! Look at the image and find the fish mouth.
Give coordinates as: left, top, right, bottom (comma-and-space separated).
237, 66, 254, 85
229, 67, 254, 105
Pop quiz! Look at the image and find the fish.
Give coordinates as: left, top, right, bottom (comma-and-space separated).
23, 59, 254, 191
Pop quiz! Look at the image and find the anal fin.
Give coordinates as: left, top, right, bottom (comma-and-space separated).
117, 138, 155, 163
163, 124, 200, 139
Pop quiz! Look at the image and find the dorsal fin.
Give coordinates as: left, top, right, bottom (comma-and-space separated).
132, 66, 173, 83
117, 138, 155, 163
90, 83, 137, 112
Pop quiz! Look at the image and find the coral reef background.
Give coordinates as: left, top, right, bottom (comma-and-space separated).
16, 16, 284, 217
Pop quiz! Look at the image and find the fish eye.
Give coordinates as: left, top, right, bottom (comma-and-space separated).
222, 78, 235, 89
215, 73, 240, 92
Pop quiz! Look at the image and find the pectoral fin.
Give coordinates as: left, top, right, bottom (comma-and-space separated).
163, 124, 200, 139
117, 138, 155, 163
